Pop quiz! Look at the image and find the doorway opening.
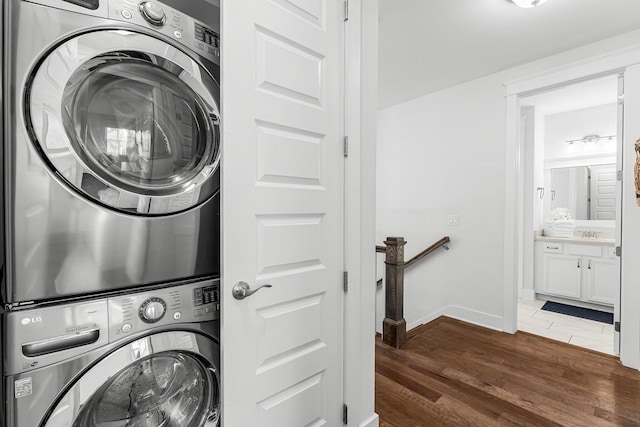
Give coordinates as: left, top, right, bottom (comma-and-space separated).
516, 74, 622, 355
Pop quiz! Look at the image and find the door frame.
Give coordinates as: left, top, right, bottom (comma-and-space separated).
343, 0, 379, 425
503, 47, 640, 370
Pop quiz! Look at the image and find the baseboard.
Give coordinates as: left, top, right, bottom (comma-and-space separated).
521, 288, 536, 301
407, 307, 447, 330
408, 305, 504, 332
360, 413, 379, 427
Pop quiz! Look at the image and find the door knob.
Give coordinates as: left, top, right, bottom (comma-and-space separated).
232, 281, 272, 300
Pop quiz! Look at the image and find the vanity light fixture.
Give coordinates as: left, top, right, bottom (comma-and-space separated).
509, 0, 548, 8
566, 134, 616, 145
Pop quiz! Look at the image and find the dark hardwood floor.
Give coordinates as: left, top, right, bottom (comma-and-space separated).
375, 316, 640, 426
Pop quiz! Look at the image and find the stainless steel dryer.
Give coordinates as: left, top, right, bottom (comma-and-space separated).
3, 279, 220, 427
1, 0, 221, 304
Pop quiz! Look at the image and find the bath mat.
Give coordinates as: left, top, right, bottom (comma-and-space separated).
541, 301, 613, 324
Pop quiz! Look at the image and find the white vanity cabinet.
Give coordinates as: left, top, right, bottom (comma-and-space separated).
583, 255, 618, 305
542, 253, 582, 298
535, 239, 618, 307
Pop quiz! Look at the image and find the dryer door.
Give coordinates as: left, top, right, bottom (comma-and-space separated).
27, 30, 220, 215
42, 331, 220, 426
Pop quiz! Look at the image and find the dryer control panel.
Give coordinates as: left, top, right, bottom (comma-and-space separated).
108, 279, 220, 341
109, 0, 221, 65
24, 0, 220, 65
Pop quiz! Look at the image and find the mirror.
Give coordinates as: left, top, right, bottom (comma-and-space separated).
548, 164, 616, 220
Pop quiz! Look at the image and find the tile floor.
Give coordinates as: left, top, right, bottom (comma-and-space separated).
517, 298, 615, 355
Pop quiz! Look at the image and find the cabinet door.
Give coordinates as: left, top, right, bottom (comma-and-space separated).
542, 254, 582, 299
584, 258, 618, 306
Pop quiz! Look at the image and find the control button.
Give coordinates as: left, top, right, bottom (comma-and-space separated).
121, 9, 132, 19
139, 297, 167, 323
194, 41, 205, 51
174, 30, 182, 39
194, 308, 204, 317
121, 323, 132, 333
205, 305, 215, 313
173, 312, 182, 320
194, 288, 203, 306
139, 1, 166, 26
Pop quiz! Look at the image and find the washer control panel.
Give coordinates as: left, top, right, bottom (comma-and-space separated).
3, 279, 219, 375
5, 300, 109, 375
108, 279, 219, 341
139, 297, 167, 323
109, 0, 220, 64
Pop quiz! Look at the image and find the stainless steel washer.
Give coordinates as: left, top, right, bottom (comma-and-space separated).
2, 279, 220, 426
2, 0, 221, 304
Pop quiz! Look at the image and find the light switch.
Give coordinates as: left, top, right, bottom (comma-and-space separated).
447, 215, 459, 226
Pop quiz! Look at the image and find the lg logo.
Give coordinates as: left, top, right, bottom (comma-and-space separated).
21, 316, 43, 325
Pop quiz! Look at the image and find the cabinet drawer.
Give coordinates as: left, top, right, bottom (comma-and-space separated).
543, 243, 563, 254
566, 244, 602, 257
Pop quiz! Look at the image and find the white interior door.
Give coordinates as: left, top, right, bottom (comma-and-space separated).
221, 0, 344, 425
589, 164, 617, 220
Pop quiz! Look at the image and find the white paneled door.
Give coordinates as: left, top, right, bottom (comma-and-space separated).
589, 164, 617, 220
221, 0, 344, 425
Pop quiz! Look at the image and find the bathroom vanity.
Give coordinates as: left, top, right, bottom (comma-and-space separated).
534, 235, 618, 310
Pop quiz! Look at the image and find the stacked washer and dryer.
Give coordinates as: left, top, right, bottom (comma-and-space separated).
1, 0, 222, 425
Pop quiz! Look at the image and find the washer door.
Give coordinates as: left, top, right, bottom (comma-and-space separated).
27, 30, 220, 215
43, 331, 220, 426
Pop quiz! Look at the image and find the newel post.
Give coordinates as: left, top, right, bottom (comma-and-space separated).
383, 236, 407, 348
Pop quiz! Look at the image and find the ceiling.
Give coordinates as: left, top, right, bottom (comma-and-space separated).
378, 0, 640, 109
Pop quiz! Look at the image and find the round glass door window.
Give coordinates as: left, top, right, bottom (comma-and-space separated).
27, 30, 221, 215
72, 352, 220, 427
61, 53, 219, 214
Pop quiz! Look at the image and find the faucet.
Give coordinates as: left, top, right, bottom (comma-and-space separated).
582, 230, 598, 239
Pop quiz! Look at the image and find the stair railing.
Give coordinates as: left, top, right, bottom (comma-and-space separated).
376, 236, 450, 348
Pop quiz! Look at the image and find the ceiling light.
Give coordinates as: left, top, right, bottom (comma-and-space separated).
509, 0, 548, 8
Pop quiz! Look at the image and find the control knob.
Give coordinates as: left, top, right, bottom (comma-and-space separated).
139, 1, 166, 26
139, 297, 166, 323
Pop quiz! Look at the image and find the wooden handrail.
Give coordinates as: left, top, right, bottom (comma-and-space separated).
404, 236, 450, 270
376, 236, 451, 348
376, 236, 450, 286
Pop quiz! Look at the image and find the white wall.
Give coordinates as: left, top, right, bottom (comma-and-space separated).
533, 108, 546, 230
377, 73, 507, 330
544, 103, 617, 166
377, 29, 640, 333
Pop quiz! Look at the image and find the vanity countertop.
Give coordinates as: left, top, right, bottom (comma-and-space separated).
535, 235, 615, 245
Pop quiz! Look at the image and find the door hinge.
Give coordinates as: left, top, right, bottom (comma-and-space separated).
617, 170, 623, 181
618, 93, 625, 105
343, 271, 348, 292
343, 0, 349, 21
616, 246, 622, 257
343, 136, 349, 157
615, 321, 621, 332
343, 404, 348, 424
